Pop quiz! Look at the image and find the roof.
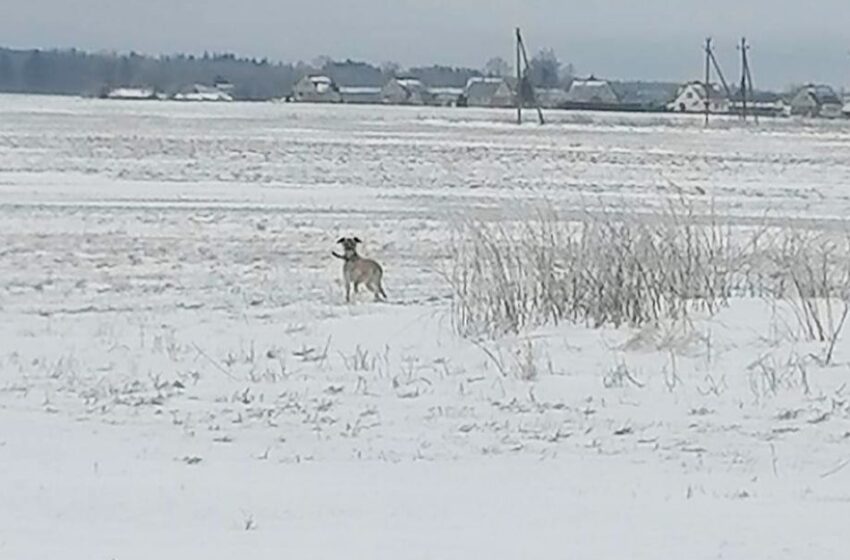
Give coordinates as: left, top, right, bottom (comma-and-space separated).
339, 86, 381, 94
174, 90, 233, 102
567, 77, 617, 103
191, 84, 221, 94
302, 75, 337, 94
428, 87, 464, 96
730, 89, 783, 103
465, 77, 512, 99
798, 84, 841, 105
682, 81, 728, 101
610, 81, 679, 106
308, 75, 333, 85
570, 76, 610, 87
107, 87, 155, 99
395, 78, 425, 89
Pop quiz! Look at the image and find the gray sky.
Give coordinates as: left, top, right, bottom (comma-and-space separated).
3, 0, 849, 89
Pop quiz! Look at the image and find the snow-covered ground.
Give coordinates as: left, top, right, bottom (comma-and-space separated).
2, 94, 850, 558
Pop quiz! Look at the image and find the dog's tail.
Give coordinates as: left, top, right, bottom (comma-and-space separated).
331, 251, 346, 260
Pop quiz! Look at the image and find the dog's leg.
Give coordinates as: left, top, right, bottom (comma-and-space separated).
345, 280, 351, 303
367, 280, 385, 302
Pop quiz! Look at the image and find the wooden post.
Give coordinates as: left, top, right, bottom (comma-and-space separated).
704, 37, 712, 127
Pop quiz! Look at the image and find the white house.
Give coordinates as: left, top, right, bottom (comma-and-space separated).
565, 77, 618, 105
292, 75, 342, 103
668, 81, 729, 114
381, 78, 431, 105
464, 77, 515, 108
789, 84, 843, 118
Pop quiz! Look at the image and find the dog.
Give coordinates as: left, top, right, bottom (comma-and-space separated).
332, 237, 387, 303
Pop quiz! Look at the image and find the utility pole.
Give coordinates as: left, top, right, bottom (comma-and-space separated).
703, 37, 732, 126
515, 28, 544, 125
516, 28, 522, 125
704, 37, 712, 126
740, 38, 748, 121
737, 37, 757, 123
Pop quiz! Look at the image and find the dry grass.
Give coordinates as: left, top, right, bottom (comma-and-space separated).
448, 198, 850, 350
448, 198, 735, 337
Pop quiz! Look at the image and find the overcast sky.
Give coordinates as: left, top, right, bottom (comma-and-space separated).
2, 0, 849, 89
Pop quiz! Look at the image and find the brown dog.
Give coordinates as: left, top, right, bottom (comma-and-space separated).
332, 237, 387, 303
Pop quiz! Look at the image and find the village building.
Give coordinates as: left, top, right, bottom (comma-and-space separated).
464, 77, 515, 108
667, 81, 730, 114
212, 78, 235, 94
292, 75, 342, 103
381, 77, 432, 105
789, 84, 843, 118
339, 86, 382, 104
105, 87, 158, 100
173, 84, 233, 102
728, 90, 786, 117
565, 77, 619, 105
428, 87, 464, 107
611, 81, 680, 111
534, 88, 569, 109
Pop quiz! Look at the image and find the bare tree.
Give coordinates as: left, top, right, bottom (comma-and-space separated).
484, 57, 511, 78
529, 48, 561, 88
381, 61, 402, 79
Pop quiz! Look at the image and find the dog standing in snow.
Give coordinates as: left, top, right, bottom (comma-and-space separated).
332, 237, 387, 303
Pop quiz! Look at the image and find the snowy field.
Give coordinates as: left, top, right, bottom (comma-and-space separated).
2, 94, 850, 558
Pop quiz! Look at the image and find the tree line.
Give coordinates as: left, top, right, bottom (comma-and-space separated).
0, 46, 576, 100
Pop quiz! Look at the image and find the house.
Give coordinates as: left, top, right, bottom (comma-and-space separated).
381, 77, 432, 105
213, 78, 235, 94
105, 87, 158, 100
339, 86, 382, 105
667, 81, 730, 114
292, 75, 342, 103
173, 84, 233, 102
565, 77, 618, 105
789, 84, 843, 118
534, 88, 569, 109
729, 89, 786, 117
611, 81, 680, 111
428, 87, 464, 107
464, 77, 515, 108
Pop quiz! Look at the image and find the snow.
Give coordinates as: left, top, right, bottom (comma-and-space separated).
173, 85, 234, 102
1, 94, 850, 558
106, 87, 156, 100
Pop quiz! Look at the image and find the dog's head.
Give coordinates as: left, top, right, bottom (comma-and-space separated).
337, 236, 362, 254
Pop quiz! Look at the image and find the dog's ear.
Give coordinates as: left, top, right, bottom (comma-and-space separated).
353, 237, 362, 244
336, 237, 345, 244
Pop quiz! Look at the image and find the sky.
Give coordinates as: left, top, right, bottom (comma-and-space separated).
2, 0, 849, 89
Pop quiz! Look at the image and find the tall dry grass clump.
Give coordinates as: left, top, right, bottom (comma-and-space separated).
449, 199, 736, 337
448, 197, 850, 343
